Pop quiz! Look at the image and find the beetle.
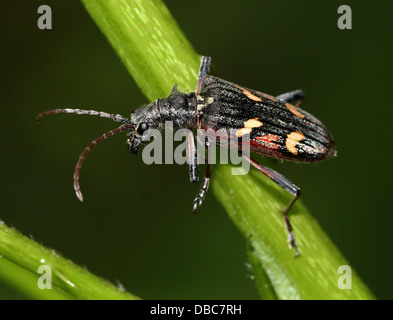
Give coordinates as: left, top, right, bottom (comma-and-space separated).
36, 56, 335, 256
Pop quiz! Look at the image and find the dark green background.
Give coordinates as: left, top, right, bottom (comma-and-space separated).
1, 0, 392, 299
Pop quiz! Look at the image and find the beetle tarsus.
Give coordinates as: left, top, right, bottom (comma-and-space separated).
283, 193, 301, 256
192, 176, 210, 213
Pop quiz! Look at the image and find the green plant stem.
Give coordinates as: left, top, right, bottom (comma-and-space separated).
0, 221, 139, 299
80, 0, 375, 299
246, 242, 278, 300
214, 165, 374, 299
81, 0, 200, 100
0, 257, 73, 300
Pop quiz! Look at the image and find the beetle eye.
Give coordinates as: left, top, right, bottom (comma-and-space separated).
137, 122, 149, 135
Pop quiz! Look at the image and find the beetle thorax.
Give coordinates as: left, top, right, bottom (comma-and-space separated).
157, 91, 197, 130
126, 86, 197, 154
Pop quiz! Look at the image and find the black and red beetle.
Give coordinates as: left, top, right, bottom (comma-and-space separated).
37, 56, 335, 255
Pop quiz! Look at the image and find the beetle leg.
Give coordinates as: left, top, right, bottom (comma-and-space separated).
192, 141, 211, 213
196, 56, 211, 94
276, 89, 305, 108
243, 155, 301, 256
187, 131, 199, 183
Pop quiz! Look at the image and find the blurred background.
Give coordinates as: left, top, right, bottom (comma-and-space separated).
1, 0, 392, 299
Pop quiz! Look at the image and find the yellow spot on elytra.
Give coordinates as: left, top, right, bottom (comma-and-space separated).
235, 128, 252, 138
286, 131, 305, 155
236, 118, 263, 137
206, 97, 214, 105
244, 90, 262, 102
286, 103, 304, 119
244, 118, 263, 129
236, 85, 262, 102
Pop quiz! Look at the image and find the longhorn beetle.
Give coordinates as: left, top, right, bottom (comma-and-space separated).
36, 56, 335, 256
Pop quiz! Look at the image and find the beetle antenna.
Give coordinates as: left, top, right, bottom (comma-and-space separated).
73, 124, 135, 202
36, 108, 131, 125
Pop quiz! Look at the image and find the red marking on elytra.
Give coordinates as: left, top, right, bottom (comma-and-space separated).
256, 134, 281, 149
